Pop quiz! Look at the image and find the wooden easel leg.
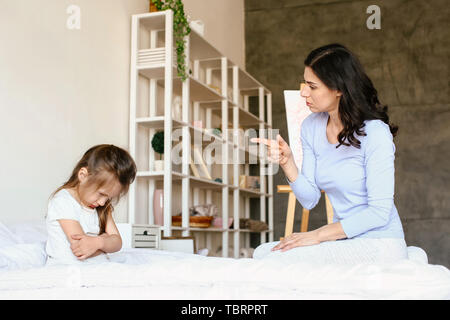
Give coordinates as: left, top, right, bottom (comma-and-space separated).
283, 192, 296, 239
300, 208, 310, 232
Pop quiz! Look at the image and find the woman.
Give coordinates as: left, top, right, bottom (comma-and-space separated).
252, 43, 407, 265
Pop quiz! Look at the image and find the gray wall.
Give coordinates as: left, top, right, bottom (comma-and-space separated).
244, 0, 449, 267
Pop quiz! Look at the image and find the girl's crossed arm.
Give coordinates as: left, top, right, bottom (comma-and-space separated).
59, 212, 122, 260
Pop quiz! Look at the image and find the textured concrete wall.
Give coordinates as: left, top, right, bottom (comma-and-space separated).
244, 0, 449, 266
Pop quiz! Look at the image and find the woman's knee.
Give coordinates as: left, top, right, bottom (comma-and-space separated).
253, 241, 280, 259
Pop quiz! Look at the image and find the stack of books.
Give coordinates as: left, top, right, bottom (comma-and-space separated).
137, 48, 176, 68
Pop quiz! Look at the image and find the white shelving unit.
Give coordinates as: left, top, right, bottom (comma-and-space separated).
128, 11, 273, 258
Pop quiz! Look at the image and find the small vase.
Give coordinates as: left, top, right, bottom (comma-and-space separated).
153, 189, 164, 226
172, 96, 182, 120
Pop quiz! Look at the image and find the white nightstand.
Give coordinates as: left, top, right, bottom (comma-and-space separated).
116, 223, 161, 249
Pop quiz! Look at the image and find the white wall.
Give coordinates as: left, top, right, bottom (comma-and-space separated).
183, 0, 246, 70
0, 0, 245, 224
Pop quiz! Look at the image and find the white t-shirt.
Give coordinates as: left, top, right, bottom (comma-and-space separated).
45, 188, 109, 265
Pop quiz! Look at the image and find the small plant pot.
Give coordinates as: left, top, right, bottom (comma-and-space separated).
149, 1, 158, 12
154, 160, 164, 171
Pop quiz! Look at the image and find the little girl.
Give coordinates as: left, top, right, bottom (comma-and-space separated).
45, 144, 137, 265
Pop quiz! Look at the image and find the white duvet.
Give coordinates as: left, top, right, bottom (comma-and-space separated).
1, 222, 449, 300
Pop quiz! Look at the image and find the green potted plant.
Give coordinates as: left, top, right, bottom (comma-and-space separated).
150, 0, 191, 81
151, 131, 165, 171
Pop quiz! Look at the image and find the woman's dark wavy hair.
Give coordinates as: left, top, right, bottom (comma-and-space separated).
304, 43, 398, 149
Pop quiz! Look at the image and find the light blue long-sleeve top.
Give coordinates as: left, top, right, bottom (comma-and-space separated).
288, 111, 404, 239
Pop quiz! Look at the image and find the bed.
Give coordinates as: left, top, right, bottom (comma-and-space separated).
1, 221, 449, 300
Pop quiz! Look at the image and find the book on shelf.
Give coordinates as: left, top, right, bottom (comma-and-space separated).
153, 189, 164, 226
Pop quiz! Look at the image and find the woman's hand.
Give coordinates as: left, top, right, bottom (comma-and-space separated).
251, 134, 299, 182
70, 234, 102, 260
250, 134, 293, 166
272, 230, 321, 252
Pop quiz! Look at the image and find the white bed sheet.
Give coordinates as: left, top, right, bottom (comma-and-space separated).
1, 221, 449, 300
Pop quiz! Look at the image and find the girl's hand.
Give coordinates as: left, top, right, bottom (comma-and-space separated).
250, 134, 293, 166
272, 231, 321, 252
70, 234, 102, 260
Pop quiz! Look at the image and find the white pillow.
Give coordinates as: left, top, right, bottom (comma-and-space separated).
0, 242, 47, 271
0, 221, 48, 271
7, 221, 48, 244
0, 222, 21, 248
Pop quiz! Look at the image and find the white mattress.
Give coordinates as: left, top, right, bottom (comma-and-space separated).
1, 221, 449, 300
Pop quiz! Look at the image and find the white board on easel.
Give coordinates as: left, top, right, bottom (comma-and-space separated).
283, 88, 312, 172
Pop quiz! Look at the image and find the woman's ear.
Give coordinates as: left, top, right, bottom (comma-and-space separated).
78, 167, 89, 183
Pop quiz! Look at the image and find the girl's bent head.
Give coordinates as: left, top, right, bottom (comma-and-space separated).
52, 144, 137, 233
73, 144, 137, 205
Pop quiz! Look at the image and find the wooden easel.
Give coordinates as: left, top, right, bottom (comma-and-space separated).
277, 186, 334, 240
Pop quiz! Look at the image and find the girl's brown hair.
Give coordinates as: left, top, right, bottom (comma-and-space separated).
50, 144, 137, 234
